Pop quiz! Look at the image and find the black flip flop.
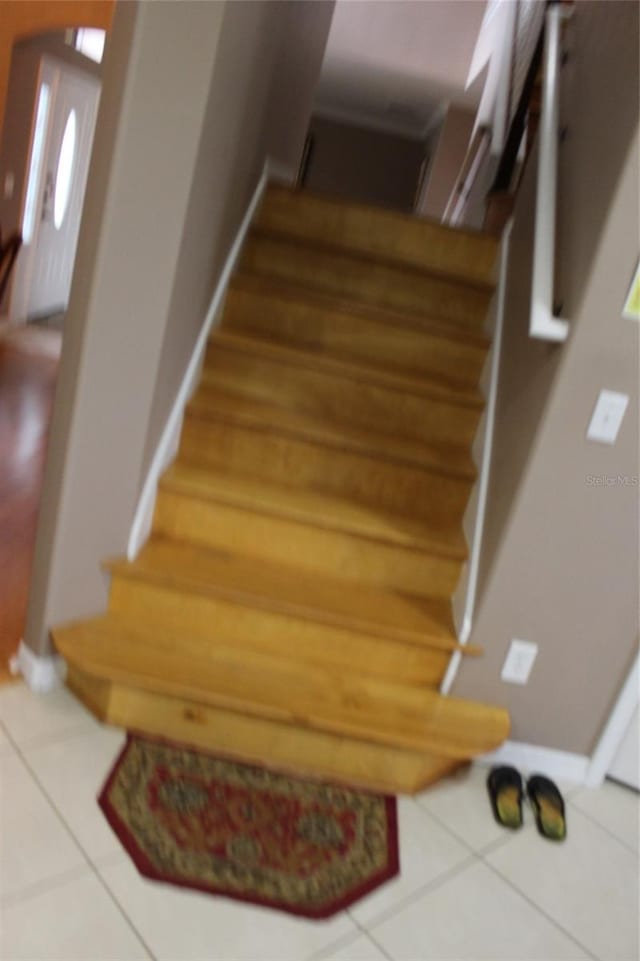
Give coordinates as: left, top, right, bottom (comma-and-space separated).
527, 774, 566, 841
487, 766, 524, 830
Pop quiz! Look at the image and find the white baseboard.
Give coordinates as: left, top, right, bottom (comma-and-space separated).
128, 413, 183, 560
442, 221, 513, 694
462, 484, 479, 546
476, 739, 590, 785
471, 409, 487, 469
9, 640, 66, 693
127, 158, 274, 560
584, 651, 639, 788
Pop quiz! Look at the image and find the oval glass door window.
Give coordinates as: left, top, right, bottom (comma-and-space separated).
54, 109, 77, 229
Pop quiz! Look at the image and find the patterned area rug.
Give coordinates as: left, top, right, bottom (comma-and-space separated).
99, 734, 399, 919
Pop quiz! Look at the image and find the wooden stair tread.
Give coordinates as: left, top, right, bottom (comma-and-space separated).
228, 271, 491, 350
258, 184, 499, 286
248, 226, 494, 296
54, 615, 509, 758
108, 535, 462, 650
240, 231, 493, 333
207, 329, 484, 410
65, 662, 462, 795
188, 383, 476, 481
161, 462, 468, 559
178, 414, 471, 544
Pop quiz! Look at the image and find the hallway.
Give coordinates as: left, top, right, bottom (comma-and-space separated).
0, 325, 60, 683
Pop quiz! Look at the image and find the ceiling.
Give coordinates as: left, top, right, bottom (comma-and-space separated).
314, 0, 492, 139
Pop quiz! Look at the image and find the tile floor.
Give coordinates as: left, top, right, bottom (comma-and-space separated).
0, 683, 638, 961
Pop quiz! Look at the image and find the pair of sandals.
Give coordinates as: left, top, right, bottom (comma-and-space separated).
487, 766, 566, 841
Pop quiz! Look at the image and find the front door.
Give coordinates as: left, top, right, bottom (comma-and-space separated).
26, 57, 100, 320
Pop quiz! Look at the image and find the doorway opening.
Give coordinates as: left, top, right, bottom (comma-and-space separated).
0, 26, 107, 682
0, 29, 104, 332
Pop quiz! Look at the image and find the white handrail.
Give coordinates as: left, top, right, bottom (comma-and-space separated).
530, 3, 572, 341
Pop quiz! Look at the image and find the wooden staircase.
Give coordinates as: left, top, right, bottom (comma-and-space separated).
54, 184, 510, 794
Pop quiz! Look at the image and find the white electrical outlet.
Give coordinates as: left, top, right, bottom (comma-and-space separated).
501, 639, 538, 685
587, 390, 629, 444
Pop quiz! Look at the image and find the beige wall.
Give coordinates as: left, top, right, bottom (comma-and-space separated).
454, 0, 639, 756
419, 104, 475, 220
25, 0, 334, 656
264, 1, 339, 174
303, 115, 426, 212
143, 0, 333, 474
318, 0, 487, 123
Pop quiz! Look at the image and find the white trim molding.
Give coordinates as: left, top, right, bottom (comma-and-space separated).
585, 651, 640, 788
127, 159, 275, 560
9, 640, 66, 692
529, 4, 572, 341
477, 739, 590, 785
441, 220, 513, 695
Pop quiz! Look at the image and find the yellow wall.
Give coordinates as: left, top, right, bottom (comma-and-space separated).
0, 0, 114, 133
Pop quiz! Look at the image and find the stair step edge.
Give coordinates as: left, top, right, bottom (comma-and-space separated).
62, 651, 495, 758
205, 331, 485, 410
159, 466, 468, 560
229, 272, 492, 349
263, 183, 500, 254
54, 620, 504, 758
248, 224, 497, 294
105, 546, 472, 650
182, 399, 477, 483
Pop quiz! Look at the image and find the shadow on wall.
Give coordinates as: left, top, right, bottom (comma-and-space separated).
301, 114, 427, 213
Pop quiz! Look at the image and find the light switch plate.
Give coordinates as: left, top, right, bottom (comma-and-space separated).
587, 390, 629, 444
501, 639, 538, 685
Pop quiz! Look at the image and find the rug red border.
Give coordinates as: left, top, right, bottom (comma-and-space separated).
98, 732, 399, 920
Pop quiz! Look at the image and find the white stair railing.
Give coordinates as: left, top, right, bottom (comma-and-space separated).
530, 3, 572, 341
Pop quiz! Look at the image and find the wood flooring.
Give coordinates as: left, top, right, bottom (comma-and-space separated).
0, 326, 60, 683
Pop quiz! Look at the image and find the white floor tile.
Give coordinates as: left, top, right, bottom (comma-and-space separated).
99, 856, 358, 961
487, 806, 639, 961
320, 933, 388, 960
0, 870, 150, 960
571, 780, 639, 853
0, 683, 96, 747
349, 797, 469, 926
0, 752, 86, 901
24, 726, 127, 863
416, 763, 508, 851
372, 861, 590, 961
